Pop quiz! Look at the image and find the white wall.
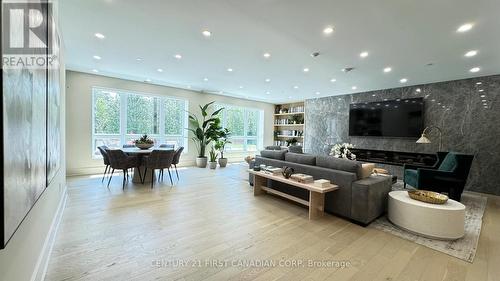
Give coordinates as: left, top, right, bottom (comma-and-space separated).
0, 2, 67, 280
65, 70, 275, 176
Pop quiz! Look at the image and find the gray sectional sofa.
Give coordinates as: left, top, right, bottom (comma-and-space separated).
252, 150, 392, 225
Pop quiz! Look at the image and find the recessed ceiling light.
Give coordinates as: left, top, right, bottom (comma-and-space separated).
239, 86, 244, 89
227, 68, 233, 72
469, 67, 481, 73
416, 88, 422, 92
202, 30, 211, 37
352, 86, 357, 90
263, 52, 271, 58
323, 26, 334, 34
383, 67, 392, 73
293, 85, 299, 89
315, 92, 321, 95
330, 78, 336, 83
476, 82, 482, 85
478, 89, 484, 92
480, 95, 486, 98
359, 52, 369, 58
174, 54, 182, 59
400, 78, 408, 83
457, 23, 473, 33
157, 68, 163, 72
482, 99, 487, 102
372, 94, 376, 97
93, 55, 101, 60
303, 68, 310, 72
94, 33, 105, 39
136, 58, 143, 61
265, 78, 271, 82
464, 50, 478, 57
203, 78, 208, 81
265, 91, 270, 95
92, 69, 99, 73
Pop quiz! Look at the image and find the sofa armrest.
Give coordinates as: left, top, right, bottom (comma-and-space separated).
351, 175, 392, 225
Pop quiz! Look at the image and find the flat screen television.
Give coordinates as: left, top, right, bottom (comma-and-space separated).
349, 98, 424, 138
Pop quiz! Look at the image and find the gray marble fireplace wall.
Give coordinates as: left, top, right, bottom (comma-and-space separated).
305, 74, 500, 195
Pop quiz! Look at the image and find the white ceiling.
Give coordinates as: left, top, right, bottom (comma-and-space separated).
60, 0, 500, 104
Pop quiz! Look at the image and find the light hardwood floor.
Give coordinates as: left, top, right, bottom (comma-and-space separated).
46, 163, 500, 281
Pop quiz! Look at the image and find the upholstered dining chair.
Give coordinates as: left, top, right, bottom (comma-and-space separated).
170, 146, 184, 180
159, 144, 175, 149
97, 145, 111, 183
106, 149, 142, 190
142, 150, 175, 188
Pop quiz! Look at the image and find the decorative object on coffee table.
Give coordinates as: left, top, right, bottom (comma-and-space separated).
134, 134, 154, 149
408, 190, 448, 204
314, 179, 331, 188
291, 173, 314, 184
282, 166, 294, 179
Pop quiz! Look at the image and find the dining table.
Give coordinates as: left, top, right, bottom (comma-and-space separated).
122, 147, 174, 183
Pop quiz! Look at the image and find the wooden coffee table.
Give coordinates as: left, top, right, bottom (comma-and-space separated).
249, 170, 338, 220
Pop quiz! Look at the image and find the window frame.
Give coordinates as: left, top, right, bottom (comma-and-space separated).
215, 103, 264, 153
91, 86, 189, 159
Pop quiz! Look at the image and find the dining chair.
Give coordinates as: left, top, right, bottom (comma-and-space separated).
142, 150, 175, 188
159, 144, 175, 149
97, 145, 110, 182
171, 146, 184, 180
106, 149, 142, 190
97, 145, 111, 182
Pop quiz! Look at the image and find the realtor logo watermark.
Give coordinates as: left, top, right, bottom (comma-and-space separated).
2, 1, 57, 69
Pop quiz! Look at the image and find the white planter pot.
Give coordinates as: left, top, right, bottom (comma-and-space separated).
218, 158, 228, 167
208, 161, 217, 169
196, 157, 208, 168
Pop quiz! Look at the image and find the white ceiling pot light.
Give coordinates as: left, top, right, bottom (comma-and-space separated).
60, 1, 500, 103
457, 23, 474, 33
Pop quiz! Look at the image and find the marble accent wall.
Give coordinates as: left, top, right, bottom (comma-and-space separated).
305, 75, 500, 195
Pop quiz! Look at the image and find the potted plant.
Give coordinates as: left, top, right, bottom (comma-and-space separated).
133, 134, 154, 149
208, 146, 218, 169
214, 128, 231, 167
187, 102, 224, 168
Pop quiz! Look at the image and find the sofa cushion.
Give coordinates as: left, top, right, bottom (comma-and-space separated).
285, 152, 316, 165
288, 146, 303, 154
265, 145, 283, 151
260, 149, 287, 160
316, 156, 362, 178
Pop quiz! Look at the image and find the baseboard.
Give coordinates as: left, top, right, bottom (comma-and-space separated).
30, 185, 68, 281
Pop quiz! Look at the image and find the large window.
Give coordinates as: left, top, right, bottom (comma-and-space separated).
216, 104, 264, 152
92, 87, 188, 158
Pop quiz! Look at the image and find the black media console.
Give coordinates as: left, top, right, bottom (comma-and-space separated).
350, 148, 438, 168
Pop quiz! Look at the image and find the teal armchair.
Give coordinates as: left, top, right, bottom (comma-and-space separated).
403, 152, 474, 201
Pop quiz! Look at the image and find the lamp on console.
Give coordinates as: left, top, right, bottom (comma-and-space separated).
416, 125, 443, 151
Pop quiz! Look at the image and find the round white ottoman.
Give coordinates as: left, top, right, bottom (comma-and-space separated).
388, 191, 465, 240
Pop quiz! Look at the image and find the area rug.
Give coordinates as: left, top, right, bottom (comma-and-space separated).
368, 191, 487, 262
